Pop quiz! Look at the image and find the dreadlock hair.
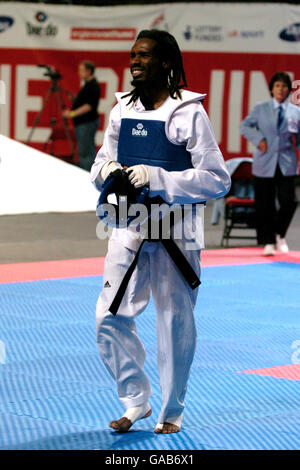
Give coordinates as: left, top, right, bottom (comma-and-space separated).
123, 29, 188, 106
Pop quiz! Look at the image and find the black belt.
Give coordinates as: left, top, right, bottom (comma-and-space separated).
109, 235, 201, 316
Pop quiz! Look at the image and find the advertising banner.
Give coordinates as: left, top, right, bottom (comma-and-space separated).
1, 2, 300, 160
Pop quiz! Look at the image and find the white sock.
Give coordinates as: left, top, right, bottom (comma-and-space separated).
156, 413, 183, 430
123, 401, 150, 423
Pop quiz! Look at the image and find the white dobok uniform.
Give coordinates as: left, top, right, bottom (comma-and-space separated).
91, 90, 231, 426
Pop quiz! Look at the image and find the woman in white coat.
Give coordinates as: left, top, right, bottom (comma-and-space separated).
240, 72, 299, 255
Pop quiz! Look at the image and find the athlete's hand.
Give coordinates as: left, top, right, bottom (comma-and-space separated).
100, 160, 122, 180
257, 139, 267, 153
126, 165, 149, 188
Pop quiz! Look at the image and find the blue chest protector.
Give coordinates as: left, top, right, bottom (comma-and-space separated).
108, 97, 202, 314
117, 118, 193, 171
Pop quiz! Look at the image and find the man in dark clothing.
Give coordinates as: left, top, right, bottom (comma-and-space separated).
63, 61, 100, 171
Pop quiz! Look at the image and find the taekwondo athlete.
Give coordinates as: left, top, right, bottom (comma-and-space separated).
91, 29, 231, 434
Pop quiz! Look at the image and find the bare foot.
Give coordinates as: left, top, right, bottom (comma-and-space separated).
154, 422, 180, 434
109, 409, 152, 433
109, 416, 133, 432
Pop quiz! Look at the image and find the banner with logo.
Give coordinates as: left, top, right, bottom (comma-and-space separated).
1, 2, 300, 161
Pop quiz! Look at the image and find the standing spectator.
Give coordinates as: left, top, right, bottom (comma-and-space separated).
240, 72, 299, 255
63, 61, 100, 171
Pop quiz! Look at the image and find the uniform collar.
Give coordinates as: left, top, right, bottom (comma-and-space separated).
134, 97, 146, 112
272, 98, 288, 111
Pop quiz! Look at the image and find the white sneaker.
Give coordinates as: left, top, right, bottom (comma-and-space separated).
264, 244, 276, 256
276, 235, 289, 253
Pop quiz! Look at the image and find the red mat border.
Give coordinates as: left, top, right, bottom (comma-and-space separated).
0, 248, 299, 284
238, 364, 300, 381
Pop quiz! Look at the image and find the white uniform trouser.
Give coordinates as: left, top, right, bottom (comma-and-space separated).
96, 238, 200, 424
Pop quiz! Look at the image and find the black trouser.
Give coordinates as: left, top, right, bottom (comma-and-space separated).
254, 166, 297, 245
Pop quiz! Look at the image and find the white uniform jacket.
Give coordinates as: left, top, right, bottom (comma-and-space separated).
91, 90, 231, 251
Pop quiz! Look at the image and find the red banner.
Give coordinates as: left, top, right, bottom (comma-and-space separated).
2, 48, 300, 161
1, 2, 300, 162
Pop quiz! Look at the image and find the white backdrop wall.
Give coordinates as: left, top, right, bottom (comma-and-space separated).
1, 2, 300, 160
0, 135, 99, 214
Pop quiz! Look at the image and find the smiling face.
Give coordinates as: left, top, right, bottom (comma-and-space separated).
271, 80, 290, 103
130, 38, 167, 88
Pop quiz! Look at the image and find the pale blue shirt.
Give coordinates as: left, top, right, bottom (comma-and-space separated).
272, 97, 288, 112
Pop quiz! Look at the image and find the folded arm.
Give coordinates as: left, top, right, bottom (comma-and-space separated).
147, 101, 231, 204
91, 100, 231, 203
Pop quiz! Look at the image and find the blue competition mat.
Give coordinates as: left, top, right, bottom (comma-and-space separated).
0, 262, 300, 450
